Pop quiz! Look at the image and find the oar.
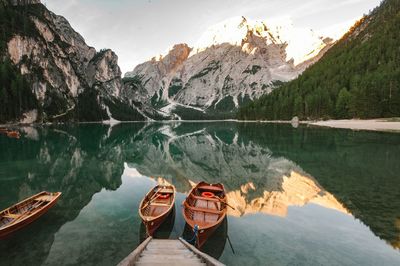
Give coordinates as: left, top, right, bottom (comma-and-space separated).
227, 234, 236, 254
10, 201, 47, 224
211, 195, 236, 210
141, 187, 163, 210
221, 200, 236, 210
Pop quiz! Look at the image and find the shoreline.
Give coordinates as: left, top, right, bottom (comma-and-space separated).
305, 119, 400, 133
1, 118, 400, 133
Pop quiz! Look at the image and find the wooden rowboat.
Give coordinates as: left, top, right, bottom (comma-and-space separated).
139, 185, 175, 236
182, 181, 227, 248
0, 129, 20, 139
0, 128, 9, 135
6, 131, 20, 139
0, 191, 62, 239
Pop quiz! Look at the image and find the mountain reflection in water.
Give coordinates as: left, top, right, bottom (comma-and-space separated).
0, 122, 399, 266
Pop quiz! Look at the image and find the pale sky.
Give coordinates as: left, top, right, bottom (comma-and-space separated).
43, 0, 381, 74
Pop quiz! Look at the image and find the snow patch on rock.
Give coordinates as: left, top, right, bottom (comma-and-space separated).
20, 109, 38, 124
103, 106, 120, 125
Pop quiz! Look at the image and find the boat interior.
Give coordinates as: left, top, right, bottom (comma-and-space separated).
0, 128, 20, 139
184, 185, 225, 226
0, 193, 57, 228
141, 186, 174, 218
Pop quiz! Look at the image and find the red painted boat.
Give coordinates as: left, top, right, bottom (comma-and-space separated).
139, 185, 175, 236
6, 131, 20, 139
182, 182, 227, 248
0, 191, 62, 239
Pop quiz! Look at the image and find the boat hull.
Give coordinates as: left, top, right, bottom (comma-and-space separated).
142, 205, 174, 236
139, 185, 176, 237
182, 182, 227, 249
0, 192, 61, 239
196, 217, 224, 248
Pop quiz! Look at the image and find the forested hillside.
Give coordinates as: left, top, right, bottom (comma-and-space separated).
0, 0, 146, 124
238, 0, 400, 120
0, 1, 39, 122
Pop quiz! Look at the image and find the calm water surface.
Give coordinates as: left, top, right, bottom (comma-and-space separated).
0, 122, 399, 265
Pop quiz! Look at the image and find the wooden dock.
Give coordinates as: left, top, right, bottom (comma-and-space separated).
118, 237, 225, 266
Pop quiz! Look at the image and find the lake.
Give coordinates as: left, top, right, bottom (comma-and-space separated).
0, 122, 399, 265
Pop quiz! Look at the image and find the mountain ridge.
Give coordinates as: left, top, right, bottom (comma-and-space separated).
125, 16, 334, 120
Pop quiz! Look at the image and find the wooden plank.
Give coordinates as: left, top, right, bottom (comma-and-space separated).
146, 243, 184, 248
191, 195, 221, 202
197, 185, 223, 192
145, 246, 187, 251
137, 238, 206, 265
139, 255, 199, 261
3, 213, 21, 219
118, 238, 224, 266
184, 203, 223, 214
159, 188, 174, 193
117, 236, 152, 266
137, 258, 203, 263
149, 203, 171, 207
142, 250, 192, 255
148, 240, 183, 245
179, 238, 225, 266
145, 243, 185, 247
137, 260, 204, 265
137, 259, 204, 263
140, 251, 197, 257
35, 195, 53, 201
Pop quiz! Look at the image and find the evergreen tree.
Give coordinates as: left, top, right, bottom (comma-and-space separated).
336, 88, 351, 118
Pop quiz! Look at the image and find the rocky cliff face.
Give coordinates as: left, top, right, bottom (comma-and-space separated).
0, 0, 144, 123
126, 17, 334, 119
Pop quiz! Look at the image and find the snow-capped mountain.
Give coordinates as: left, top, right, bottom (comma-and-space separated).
125, 16, 334, 119
193, 16, 330, 66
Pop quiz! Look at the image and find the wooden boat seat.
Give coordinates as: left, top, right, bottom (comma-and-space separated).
3, 213, 21, 219
158, 188, 174, 194
150, 203, 171, 207
35, 195, 53, 202
191, 194, 220, 202
197, 185, 223, 192
184, 203, 222, 214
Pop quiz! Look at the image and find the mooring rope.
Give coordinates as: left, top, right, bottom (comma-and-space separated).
184, 224, 199, 245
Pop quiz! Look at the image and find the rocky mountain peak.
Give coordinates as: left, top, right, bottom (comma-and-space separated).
124, 16, 334, 120
157, 43, 192, 75
193, 16, 332, 66
86, 49, 122, 96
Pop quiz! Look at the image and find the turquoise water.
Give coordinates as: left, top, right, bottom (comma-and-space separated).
0, 122, 399, 265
